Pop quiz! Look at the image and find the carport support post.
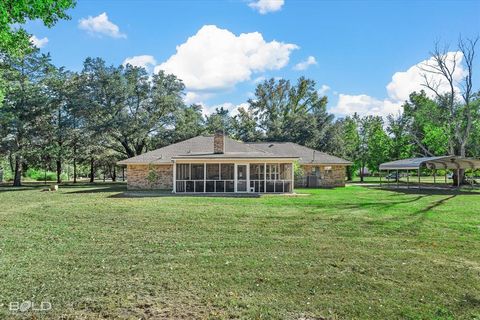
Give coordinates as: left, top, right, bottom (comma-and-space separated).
418, 169, 421, 189
396, 169, 399, 188
457, 168, 460, 188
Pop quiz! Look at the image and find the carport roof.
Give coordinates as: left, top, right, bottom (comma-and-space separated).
379, 156, 480, 170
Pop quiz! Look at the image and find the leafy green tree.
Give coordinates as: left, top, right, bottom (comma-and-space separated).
0, 49, 54, 186
248, 77, 333, 146
153, 103, 205, 147
402, 91, 450, 156
205, 107, 233, 134
0, 0, 76, 55
386, 114, 414, 160
356, 115, 390, 181
231, 106, 263, 142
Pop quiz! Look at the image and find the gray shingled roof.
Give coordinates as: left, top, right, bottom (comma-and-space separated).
117, 135, 351, 165
247, 142, 352, 165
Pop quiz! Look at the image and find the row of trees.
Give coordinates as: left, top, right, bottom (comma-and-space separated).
0, 38, 478, 186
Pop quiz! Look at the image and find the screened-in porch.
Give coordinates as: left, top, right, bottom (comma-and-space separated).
173, 162, 294, 193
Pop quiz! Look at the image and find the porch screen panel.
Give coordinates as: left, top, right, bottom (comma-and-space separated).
206, 164, 220, 180
191, 164, 204, 180
250, 164, 264, 180
221, 164, 234, 180
176, 164, 190, 180
280, 164, 292, 180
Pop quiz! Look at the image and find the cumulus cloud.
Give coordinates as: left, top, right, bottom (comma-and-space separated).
293, 56, 317, 71
78, 12, 126, 38
318, 84, 330, 95
123, 55, 157, 71
330, 94, 402, 118
29, 35, 48, 48
386, 51, 465, 102
155, 25, 298, 91
202, 102, 249, 117
249, 0, 284, 14
332, 51, 466, 118
184, 91, 213, 105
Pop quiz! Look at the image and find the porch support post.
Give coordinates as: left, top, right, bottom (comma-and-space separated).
264, 162, 267, 193
204, 162, 206, 193
396, 169, 399, 188
407, 170, 409, 189
234, 163, 237, 193
291, 162, 294, 193
445, 164, 448, 185
172, 160, 176, 193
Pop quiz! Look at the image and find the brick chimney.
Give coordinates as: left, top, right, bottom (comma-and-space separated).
214, 130, 225, 154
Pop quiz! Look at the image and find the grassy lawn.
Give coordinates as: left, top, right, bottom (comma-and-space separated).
0, 183, 479, 319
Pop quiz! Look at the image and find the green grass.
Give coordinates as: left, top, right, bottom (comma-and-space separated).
0, 183, 479, 319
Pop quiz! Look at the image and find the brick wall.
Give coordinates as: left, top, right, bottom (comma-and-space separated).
296, 164, 347, 187
126, 164, 173, 190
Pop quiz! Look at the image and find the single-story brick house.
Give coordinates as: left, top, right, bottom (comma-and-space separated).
117, 132, 351, 193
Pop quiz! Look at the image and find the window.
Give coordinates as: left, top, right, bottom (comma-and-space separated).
221, 164, 234, 180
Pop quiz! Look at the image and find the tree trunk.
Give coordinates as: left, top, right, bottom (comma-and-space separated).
13, 155, 22, 187
56, 159, 62, 183
346, 166, 353, 181
73, 158, 77, 183
8, 151, 14, 173
90, 158, 95, 183
360, 165, 364, 182
112, 165, 117, 182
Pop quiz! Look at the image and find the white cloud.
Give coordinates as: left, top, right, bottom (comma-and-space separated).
184, 91, 213, 105
330, 94, 402, 118
29, 35, 48, 48
155, 25, 298, 91
386, 51, 465, 102
78, 12, 126, 39
249, 0, 284, 14
123, 55, 156, 71
293, 56, 317, 71
332, 51, 466, 118
253, 76, 266, 84
200, 102, 249, 117
318, 84, 330, 95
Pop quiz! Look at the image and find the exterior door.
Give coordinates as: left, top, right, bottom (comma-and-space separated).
236, 164, 247, 192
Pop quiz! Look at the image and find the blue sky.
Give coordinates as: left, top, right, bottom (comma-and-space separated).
26, 0, 480, 118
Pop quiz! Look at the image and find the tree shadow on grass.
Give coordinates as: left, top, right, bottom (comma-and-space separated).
65, 184, 127, 194
366, 185, 479, 196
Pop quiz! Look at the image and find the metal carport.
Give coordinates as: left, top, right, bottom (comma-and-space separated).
379, 156, 480, 188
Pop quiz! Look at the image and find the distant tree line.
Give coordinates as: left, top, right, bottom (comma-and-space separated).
0, 37, 478, 186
